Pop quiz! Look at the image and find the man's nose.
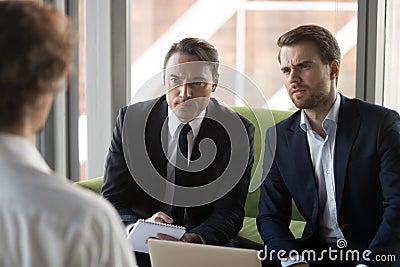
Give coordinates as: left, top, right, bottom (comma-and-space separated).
179, 83, 191, 99
288, 68, 300, 84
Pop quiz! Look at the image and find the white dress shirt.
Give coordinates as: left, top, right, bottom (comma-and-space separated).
0, 133, 137, 267
166, 108, 205, 181
300, 93, 345, 243
161, 108, 205, 211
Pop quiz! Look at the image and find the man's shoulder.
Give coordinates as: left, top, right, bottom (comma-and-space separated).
273, 109, 301, 131
116, 95, 166, 126
0, 165, 133, 266
122, 95, 165, 114
0, 163, 120, 227
341, 96, 398, 120
208, 98, 254, 129
44, 176, 125, 236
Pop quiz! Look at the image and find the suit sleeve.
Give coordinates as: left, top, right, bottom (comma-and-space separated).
360, 110, 400, 266
101, 107, 139, 224
189, 117, 255, 244
257, 127, 303, 261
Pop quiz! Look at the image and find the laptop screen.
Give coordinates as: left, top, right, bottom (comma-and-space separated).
148, 239, 262, 267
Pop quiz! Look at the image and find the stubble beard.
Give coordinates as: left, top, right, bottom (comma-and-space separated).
291, 89, 330, 110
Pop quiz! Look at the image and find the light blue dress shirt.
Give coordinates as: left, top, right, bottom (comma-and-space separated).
300, 93, 344, 243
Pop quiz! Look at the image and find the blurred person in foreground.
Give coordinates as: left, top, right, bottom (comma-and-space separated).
257, 24, 400, 267
0, 1, 136, 266
102, 37, 255, 266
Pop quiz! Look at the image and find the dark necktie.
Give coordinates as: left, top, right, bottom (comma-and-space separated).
171, 123, 192, 225
178, 123, 192, 161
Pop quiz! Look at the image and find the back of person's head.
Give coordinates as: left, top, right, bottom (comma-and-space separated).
163, 37, 219, 81
0, 1, 73, 130
277, 24, 341, 65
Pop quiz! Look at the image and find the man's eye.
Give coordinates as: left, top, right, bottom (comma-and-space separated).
170, 77, 181, 84
190, 81, 210, 88
193, 81, 206, 86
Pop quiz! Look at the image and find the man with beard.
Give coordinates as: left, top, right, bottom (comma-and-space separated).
257, 25, 400, 267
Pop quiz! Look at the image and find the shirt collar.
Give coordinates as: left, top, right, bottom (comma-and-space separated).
300, 92, 341, 132
168, 107, 206, 139
0, 133, 52, 174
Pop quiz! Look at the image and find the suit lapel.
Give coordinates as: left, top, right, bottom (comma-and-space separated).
145, 97, 168, 179
285, 118, 319, 225
189, 100, 220, 186
193, 98, 218, 151
192, 100, 218, 160
334, 95, 360, 212
191, 119, 215, 161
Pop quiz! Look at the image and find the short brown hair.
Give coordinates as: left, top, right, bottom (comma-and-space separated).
163, 37, 219, 82
0, 1, 74, 128
277, 24, 341, 65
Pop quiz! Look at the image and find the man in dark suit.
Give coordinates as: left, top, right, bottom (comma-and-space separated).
102, 38, 254, 266
257, 25, 400, 267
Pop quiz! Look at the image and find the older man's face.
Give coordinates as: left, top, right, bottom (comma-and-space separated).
164, 52, 216, 123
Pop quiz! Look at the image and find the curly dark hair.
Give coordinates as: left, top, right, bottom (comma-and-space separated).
0, 1, 74, 129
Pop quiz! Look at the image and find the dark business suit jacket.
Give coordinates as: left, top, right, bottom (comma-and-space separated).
102, 95, 254, 245
257, 94, 400, 266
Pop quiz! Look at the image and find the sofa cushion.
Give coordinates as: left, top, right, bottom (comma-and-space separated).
230, 107, 293, 218
230, 108, 305, 244
75, 176, 102, 193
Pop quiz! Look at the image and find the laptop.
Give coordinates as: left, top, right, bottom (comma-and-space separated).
148, 239, 262, 267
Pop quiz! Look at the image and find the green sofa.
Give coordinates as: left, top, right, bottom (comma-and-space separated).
75, 108, 305, 246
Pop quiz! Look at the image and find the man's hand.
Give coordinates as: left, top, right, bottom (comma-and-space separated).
147, 233, 179, 243
153, 233, 202, 244
180, 233, 202, 243
146, 211, 173, 224
145, 213, 202, 244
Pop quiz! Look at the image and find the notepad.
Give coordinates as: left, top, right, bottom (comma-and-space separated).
127, 219, 186, 253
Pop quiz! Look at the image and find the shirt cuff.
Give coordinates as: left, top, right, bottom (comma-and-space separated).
125, 223, 135, 235
356, 265, 369, 267
196, 234, 206, 244
280, 255, 307, 267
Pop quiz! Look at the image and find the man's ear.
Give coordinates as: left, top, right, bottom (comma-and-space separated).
163, 72, 166, 86
212, 74, 219, 92
330, 59, 340, 81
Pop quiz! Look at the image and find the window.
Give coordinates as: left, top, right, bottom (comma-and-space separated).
383, 0, 400, 112
39, 1, 398, 181
130, 0, 358, 110
77, 0, 87, 179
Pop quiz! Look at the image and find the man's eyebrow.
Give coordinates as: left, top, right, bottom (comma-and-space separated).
280, 60, 313, 71
295, 60, 313, 66
190, 75, 208, 81
280, 66, 290, 72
